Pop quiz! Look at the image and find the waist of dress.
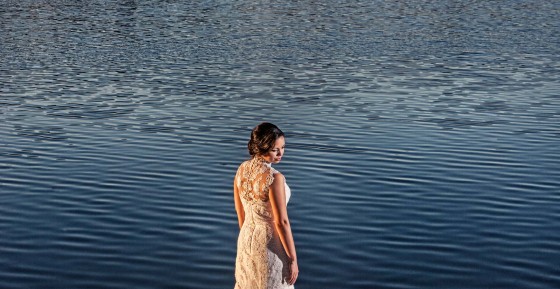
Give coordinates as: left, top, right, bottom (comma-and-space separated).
245, 213, 273, 223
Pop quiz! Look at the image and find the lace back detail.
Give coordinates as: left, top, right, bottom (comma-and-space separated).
236, 157, 275, 202
234, 157, 294, 288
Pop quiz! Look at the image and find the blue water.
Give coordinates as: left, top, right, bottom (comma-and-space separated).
1, 0, 559, 288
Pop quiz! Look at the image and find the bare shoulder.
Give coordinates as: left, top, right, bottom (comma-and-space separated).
272, 171, 285, 183
236, 160, 249, 171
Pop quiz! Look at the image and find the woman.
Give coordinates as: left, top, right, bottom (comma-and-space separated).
233, 122, 299, 289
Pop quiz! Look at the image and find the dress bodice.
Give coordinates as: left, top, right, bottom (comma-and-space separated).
284, 180, 291, 204
235, 157, 291, 224
236, 157, 290, 202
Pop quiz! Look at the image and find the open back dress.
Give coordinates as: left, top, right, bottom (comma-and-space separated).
234, 157, 294, 289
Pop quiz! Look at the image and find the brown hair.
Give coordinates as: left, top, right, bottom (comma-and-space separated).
248, 122, 285, 157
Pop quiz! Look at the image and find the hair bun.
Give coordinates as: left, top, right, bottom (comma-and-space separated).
247, 138, 260, 157
247, 122, 284, 157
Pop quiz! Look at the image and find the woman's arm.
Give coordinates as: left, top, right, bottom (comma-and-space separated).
269, 172, 298, 285
233, 171, 244, 229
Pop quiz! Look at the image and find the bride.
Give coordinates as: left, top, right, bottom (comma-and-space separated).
233, 122, 299, 288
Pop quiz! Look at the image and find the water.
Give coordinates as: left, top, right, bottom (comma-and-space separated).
1, 0, 559, 288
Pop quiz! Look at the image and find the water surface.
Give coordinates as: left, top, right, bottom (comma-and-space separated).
1, 0, 559, 288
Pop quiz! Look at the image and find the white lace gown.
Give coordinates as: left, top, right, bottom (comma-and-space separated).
234, 157, 294, 289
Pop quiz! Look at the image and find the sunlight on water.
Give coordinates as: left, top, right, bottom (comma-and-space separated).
1, 0, 559, 288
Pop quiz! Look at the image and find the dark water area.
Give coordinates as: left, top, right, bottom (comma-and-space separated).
1, 0, 560, 288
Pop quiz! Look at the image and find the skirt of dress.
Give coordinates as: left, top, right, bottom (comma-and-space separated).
234, 222, 294, 289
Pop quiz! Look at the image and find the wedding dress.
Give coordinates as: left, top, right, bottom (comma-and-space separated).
234, 157, 294, 289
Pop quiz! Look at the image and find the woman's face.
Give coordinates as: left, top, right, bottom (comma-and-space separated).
262, 136, 285, 164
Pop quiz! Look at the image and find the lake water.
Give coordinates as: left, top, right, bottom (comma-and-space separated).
1, 0, 559, 288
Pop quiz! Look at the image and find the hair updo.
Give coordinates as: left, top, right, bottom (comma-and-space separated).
248, 122, 285, 157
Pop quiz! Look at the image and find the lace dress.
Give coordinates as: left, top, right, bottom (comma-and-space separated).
234, 157, 294, 289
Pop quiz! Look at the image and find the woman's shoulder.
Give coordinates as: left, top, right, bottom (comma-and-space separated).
237, 159, 252, 169
235, 160, 249, 176
271, 169, 284, 181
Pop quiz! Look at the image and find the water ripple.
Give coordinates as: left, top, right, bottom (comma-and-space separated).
1, 0, 560, 288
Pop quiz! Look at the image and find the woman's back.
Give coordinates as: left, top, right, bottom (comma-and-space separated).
234, 157, 294, 289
